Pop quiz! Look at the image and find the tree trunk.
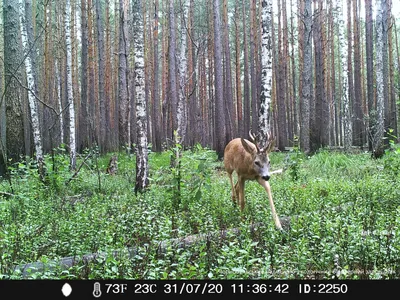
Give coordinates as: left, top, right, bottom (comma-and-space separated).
168, 0, 178, 143
337, 0, 352, 150
177, 0, 189, 145
79, 0, 89, 152
3, 0, 25, 174
223, 0, 235, 140
87, 0, 96, 147
235, 0, 243, 137
277, 0, 287, 150
55, 60, 64, 146
152, 0, 162, 152
19, 0, 44, 177
382, 0, 389, 136
133, 0, 149, 193
250, 0, 258, 133
258, 0, 273, 146
352, 0, 363, 147
95, 0, 107, 153
312, 0, 327, 151
374, 0, 386, 154
65, 0, 76, 170
388, 0, 397, 137
213, 0, 226, 159
365, 0, 374, 151
118, 0, 130, 151
242, 0, 250, 138
300, 0, 312, 154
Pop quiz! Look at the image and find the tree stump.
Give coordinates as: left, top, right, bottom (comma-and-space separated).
106, 155, 118, 175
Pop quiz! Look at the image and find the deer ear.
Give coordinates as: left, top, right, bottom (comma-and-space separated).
241, 138, 256, 154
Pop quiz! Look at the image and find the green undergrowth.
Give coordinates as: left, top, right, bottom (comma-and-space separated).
0, 144, 399, 279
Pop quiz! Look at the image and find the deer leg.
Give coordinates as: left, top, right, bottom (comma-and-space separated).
257, 178, 283, 230
227, 172, 237, 202
234, 181, 240, 203
238, 178, 246, 211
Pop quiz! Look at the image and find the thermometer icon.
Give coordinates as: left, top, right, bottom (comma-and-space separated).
93, 282, 102, 298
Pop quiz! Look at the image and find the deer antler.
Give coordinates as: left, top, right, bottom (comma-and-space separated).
265, 131, 276, 153
249, 130, 261, 152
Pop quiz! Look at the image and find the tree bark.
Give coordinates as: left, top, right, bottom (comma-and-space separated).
223, 0, 235, 140
118, 0, 130, 151
235, 0, 243, 137
250, 0, 258, 133
258, 0, 273, 146
168, 0, 178, 143
95, 0, 107, 153
65, 0, 76, 170
3, 0, 25, 174
374, 0, 386, 154
352, 0, 363, 147
177, 0, 189, 145
19, 0, 44, 177
337, 0, 352, 150
365, 0, 374, 151
300, 0, 312, 154
242, 0, 250, 138
152, 0, 162, 152
133, 0, 149, 193
213, 0, 226, 159
79, 0, 89, 152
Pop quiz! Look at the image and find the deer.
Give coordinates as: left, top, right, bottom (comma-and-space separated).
224, 131, 283, 230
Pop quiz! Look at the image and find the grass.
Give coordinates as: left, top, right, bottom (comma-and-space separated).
0, 144, 399, 279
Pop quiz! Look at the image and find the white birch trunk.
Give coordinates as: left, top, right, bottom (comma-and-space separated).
55, 60, 64, 145
133, 0, 149, 193
65, 0, 76, 170
19, 0, 44, 172
336, 0, 352, 149
374, 0, 385, 152
259, 0, 273, 145
177, 0, 190, 144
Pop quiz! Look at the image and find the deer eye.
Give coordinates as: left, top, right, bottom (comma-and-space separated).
255, 161, 261, 167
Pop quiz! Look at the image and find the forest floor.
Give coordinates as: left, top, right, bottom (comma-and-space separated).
0, 144, 399, 279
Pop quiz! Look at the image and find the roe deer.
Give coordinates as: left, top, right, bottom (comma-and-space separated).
224, 131, 282, 230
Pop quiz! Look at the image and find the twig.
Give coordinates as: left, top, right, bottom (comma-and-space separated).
271, 169, 283, 175
0, 191, 14, 198
65, 153, 92, 186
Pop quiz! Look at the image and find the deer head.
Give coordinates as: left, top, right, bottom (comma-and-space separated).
240, 130, 275, 181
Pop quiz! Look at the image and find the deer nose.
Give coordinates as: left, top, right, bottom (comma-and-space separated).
262, 175, 270, 181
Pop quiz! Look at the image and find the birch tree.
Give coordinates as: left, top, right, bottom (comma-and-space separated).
258, 0, 273, 146
336, 0, 352, 150
177, 0, 189, 144
374, 0, 386, 155
65, 0, 76, 170
19, 0, 44, 176
133, 0, 149, 193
